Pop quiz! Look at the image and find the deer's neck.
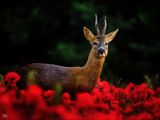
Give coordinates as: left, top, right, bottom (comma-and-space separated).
83, 48, 105, 80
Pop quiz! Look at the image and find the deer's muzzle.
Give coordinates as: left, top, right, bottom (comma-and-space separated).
97, 47, 106, 57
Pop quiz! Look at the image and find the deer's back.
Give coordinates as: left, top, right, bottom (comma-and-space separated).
16, 63, 73, 89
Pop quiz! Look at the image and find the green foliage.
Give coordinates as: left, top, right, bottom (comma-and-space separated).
55, 43, 79, 63
0, 74, 4, 84
54, 83, 62, 104
72, 1, 95, 13
48, 42, 88, 66
144, 74, 160, 89
144, 75, 153, 88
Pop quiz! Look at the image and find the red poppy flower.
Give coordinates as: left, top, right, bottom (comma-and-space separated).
156, 87, 160, 95
43, 90, 55, 102
61, 92, 72, 105
76, 92, 95, 108
124, 105, 133, 113
27, 85, 43, 99
0, 81, 5, 93
4, 72, 21, 84
91, 88, 102, 102
128, 112, 153, 120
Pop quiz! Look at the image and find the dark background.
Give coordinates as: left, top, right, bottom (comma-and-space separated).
0, 0, 160, 84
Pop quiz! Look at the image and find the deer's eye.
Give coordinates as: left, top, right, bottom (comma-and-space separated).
93, 42, 98, 45
105, 42, 108, 45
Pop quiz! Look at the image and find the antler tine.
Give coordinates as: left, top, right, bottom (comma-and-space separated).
102, 16, 107, 35
95, 14, 100, 36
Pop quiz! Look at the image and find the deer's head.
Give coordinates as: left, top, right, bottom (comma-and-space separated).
83, 14, 118, 58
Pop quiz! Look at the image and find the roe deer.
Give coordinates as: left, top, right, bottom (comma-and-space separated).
16, 14, 118, 93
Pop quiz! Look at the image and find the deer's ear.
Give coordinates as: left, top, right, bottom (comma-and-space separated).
83, 26, 96, 42
105, 29, 119, 43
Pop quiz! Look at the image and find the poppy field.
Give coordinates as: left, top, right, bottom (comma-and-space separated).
1, 72, 160, 120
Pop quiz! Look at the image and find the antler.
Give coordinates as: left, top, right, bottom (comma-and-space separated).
95, 14, 100, 36
101, 16, 107, 35
95, 14, 107, 36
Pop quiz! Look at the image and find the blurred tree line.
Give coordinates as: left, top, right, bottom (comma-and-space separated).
0, 0, 160, 84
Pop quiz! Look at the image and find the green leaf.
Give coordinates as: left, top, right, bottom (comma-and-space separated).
144, 75, 153, 88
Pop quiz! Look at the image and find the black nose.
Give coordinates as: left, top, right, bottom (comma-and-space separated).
98, 48, 105, 54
